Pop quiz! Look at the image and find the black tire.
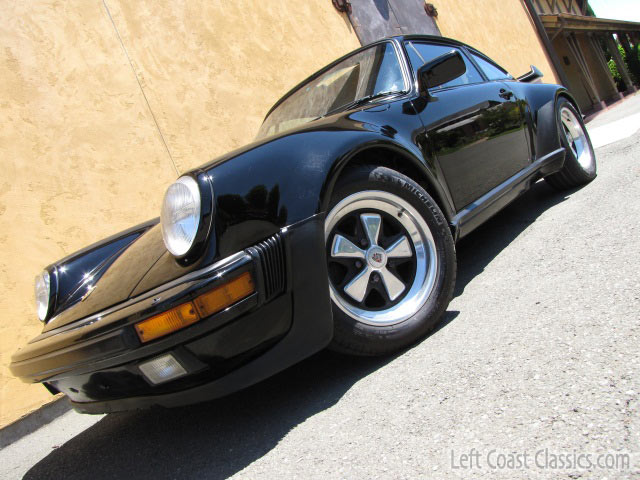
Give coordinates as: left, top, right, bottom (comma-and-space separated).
325, 165, 456, 356
545, 97, 597, 190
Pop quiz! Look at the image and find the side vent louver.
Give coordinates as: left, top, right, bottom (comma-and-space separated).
250, 233, 286, 302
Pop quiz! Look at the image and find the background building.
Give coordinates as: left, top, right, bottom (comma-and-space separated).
342, 0, 560, 82
528, 0, 640, 112
0, 0, 637, 428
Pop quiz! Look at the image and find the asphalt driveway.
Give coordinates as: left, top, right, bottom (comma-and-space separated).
1, 123, 639, 479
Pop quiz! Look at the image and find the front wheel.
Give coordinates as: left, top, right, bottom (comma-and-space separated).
545, 97, 597, 190
324, 166, 456, 356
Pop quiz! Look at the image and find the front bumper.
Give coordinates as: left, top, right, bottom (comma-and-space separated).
10, 215, 332, 413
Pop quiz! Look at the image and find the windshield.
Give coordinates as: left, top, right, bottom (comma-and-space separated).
256, 42, 406, 140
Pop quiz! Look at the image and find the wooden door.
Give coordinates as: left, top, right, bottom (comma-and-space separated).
347, 0, 440, 45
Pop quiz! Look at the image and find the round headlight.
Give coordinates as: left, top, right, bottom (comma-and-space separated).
161, 176, 202, 257
35, 270, 50, 322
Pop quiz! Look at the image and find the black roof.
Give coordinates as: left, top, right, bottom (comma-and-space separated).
385, 34, 471, 48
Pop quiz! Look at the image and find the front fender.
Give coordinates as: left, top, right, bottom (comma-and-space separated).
207, 109, 437, 260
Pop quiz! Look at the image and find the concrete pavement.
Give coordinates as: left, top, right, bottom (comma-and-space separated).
587, 93, 640, 149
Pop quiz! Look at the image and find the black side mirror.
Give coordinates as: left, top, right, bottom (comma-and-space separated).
417, 50, 466, 95
517, 65, 544, 83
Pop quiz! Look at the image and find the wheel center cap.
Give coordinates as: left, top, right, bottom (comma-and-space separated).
367, 246, 387, 269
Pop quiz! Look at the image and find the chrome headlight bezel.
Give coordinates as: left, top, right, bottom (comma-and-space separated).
35, 269, 52, 322
160, 173, 214, 263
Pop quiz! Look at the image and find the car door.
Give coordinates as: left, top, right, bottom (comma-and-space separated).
405, 41, 530, 211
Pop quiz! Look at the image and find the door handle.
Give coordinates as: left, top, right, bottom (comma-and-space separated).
499, 89, 514, 100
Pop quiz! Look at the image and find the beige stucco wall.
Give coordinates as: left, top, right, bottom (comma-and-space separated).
0, 0, 359, 428
432, 0, 560, 84
103, 1, 360, 172
552, 36, 593, 110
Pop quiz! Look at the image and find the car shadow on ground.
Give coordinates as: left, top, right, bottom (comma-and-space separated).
24, 180, 574, 480
23, 348, 406, 479
453, 179, 574, 298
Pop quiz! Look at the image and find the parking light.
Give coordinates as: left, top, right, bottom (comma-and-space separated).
135, 302, 199, 343
138, 353, 188, 385
193, 271, 254, 318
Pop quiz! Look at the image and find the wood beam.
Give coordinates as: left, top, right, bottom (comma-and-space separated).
604, 34, 637, 92
565, 33, 604, 108
589, 33, 623, 98
540, 13, 640, 33
618, 32, 633, 56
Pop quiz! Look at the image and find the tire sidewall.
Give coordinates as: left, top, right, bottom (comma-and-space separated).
557, 97, 597, 178
326, 165, 456, 354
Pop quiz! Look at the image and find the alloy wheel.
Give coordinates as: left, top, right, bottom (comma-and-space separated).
560, 106, 593, 171
325, 190, 438, 326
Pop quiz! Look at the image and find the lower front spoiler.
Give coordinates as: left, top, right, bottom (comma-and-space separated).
29, 215, 333, 414
73, 276, 324, 413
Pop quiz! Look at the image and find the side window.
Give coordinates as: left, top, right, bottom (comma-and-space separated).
370, 43, 406, 95
469, 52, 513, 81
405, 42, 483, 89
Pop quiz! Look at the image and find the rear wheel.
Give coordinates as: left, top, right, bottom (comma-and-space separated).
545, 97, 597, 190
325, 165, 456, 356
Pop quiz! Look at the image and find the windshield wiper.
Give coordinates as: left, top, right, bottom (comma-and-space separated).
325, 91, 405, 117
346, 91, 404, 109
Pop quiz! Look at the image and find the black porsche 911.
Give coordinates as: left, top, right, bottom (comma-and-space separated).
11, 35, 596, 413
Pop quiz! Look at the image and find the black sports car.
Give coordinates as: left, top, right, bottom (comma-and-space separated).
11, 35, 596, 413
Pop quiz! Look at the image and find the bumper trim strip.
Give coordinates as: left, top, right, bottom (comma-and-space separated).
32, 251, 249, 342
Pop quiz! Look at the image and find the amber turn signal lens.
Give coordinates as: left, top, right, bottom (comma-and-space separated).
194, 271, 254, 318
135, 302, 199, 343
134, 272, 254, 343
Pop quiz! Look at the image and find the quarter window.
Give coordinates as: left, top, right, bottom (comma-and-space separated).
405, 42, 483, 89
470, 52, 513, 81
